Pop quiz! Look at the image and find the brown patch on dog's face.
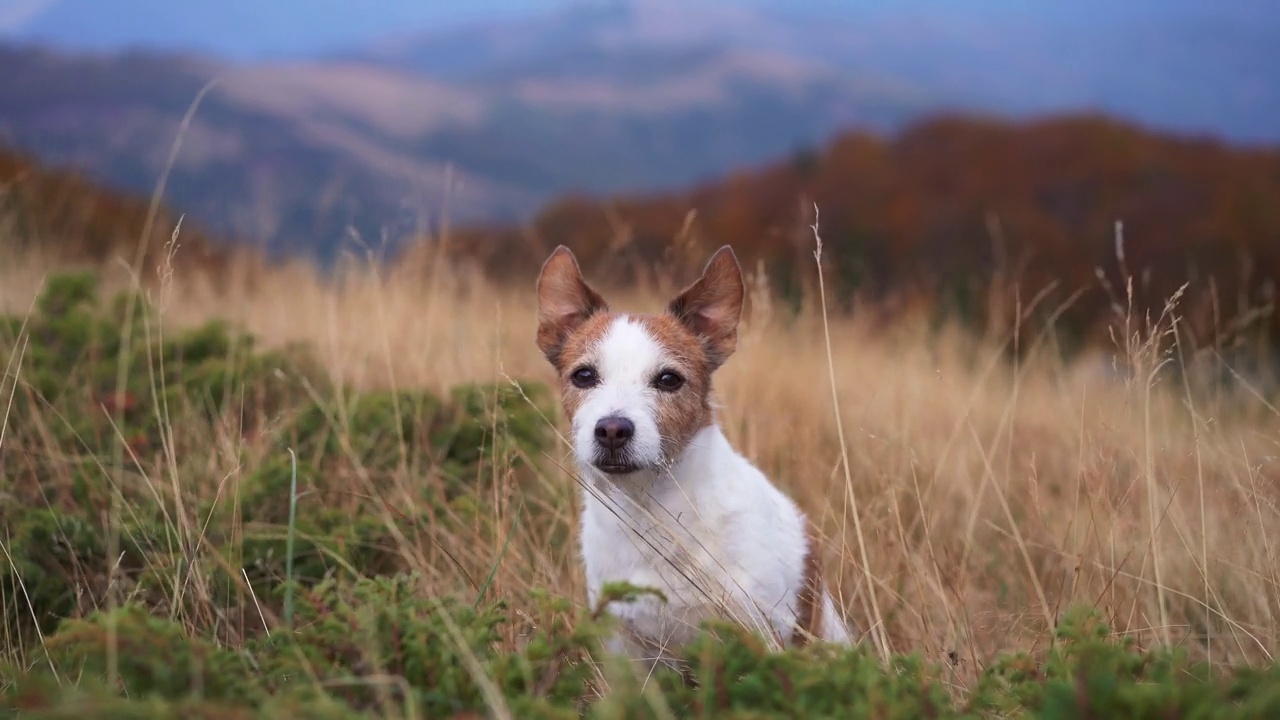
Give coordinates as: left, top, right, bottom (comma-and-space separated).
632, 313, 715, 458
548, 309, 616, 421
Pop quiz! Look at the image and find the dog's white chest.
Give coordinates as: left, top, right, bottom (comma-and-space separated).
579, 492, 735, 648
576, 451, 809, 652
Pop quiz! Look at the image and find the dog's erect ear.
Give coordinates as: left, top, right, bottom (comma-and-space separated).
536, 245, 608, 367
667, 245, 745, 369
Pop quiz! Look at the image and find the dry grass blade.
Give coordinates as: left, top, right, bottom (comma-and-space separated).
809, 204, 889, 660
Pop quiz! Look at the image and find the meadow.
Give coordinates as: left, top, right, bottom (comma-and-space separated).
3, 220, 1280, 718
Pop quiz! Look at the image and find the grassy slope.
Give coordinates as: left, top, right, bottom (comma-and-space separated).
3, 219, 1280, 716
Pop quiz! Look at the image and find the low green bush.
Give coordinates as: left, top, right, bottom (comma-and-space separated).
6, 582, 1280, 718
0, 273, 556, 643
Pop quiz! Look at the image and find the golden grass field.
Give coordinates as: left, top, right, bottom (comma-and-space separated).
3, 228, 1280, 697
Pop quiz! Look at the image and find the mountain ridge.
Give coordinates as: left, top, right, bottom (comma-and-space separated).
0, 35, 929, 259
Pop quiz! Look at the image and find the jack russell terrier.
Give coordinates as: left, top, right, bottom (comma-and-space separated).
535, 244, 856, 670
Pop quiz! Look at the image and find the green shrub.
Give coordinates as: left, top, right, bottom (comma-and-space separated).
4, 574, 603, 719
0, 508, 105, 634
0, 272, 554, 651
969, 606, 1280, 718
9, 584, 1280, 718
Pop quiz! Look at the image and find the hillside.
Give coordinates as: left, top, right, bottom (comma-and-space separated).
0, 45, 516, 263
8, 220, 1280, 717
438, 113, 1280, 356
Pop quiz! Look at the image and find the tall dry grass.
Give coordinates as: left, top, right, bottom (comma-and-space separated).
3, 225, 1279, 694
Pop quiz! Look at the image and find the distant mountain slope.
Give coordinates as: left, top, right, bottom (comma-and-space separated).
0, 45, 537, 261
0, 38, 931, 259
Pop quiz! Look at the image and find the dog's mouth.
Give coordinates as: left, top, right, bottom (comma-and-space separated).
592, 451, 645, 475
593, 460, 643, 475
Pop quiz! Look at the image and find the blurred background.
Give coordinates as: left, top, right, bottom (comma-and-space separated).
1, 0, 1278, 353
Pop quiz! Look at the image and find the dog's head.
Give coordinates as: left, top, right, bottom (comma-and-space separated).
535, 245, 745, 476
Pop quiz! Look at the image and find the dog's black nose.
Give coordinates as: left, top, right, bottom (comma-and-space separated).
594, 416, 635, 450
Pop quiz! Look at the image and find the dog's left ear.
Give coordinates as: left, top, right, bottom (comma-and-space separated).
536, 245, 608, 367
667, 245, 745, 369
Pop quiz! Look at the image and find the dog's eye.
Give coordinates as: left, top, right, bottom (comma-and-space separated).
654, 371, 684, 392
570, 367, 598, 388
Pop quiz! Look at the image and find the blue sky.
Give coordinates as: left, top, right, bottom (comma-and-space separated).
0, 0, 551, 58
1, 0, 1266, 63
0, 0, 55, 31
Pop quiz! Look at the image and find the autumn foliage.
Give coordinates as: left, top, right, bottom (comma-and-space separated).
436, 113, 1280, 358
0, 145, 252, 288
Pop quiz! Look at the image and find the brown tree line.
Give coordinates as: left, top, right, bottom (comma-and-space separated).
439, 113, 1280, 358
0, 146, 250, 289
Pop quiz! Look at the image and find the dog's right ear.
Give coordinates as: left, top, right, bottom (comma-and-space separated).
536, 245, 607, 367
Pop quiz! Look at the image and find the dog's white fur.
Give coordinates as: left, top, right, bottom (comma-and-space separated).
536, 244, 856, 670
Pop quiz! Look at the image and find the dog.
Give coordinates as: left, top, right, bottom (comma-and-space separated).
534, 244, 856, 671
